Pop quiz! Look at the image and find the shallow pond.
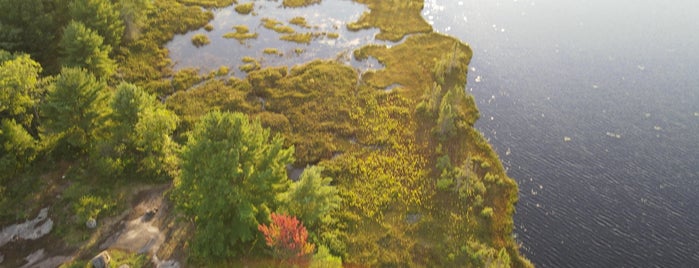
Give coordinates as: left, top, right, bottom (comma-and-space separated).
167, 0, 389, 75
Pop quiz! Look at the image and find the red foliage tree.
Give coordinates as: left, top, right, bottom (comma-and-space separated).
258, 213, 315, 260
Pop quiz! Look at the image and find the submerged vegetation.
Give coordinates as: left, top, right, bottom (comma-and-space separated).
0, 0, 531, 267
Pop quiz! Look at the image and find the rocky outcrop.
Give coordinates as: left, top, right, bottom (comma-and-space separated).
0, 208, 53, 247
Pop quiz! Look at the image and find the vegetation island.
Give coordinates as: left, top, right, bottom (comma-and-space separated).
0, 0, 533, 267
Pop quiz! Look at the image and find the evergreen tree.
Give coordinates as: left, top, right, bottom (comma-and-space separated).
59, 21, 116, 79
96, 83, 178, 180
172, 111, 294, 259
0, 0, 62, 69
279, 166, 341, 228
69, 0, 124, 49
41, 67, 108, 154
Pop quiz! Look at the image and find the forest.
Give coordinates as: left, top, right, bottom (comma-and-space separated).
0, 0, 532, 267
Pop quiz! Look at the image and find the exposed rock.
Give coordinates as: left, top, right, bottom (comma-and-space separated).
21, 255, 71, 268
110, 217, 164, 255
86, 218, 97, 229
20, 248, 45, 268
156, 259, 180, 268
119, 264, 131, 268
0, 252, 4, 264
0, 208, 53, 247
90, 251, 111, 268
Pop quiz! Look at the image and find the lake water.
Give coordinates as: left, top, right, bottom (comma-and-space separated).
169, 0, 699, 266
423, 0, 699, 266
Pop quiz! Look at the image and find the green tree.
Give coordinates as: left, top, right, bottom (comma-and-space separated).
172, 111, 294, 259
41, 67, 108, 155
0, 119, 38, 200
69, 0, 124, 49
95, 83, 178, 180
59, 21, 116, 79
0, 51, 43, 128
436, 89, 457, 138
279, 166, 341, 228
0, 0, 65, 70
133, 105, 179, 179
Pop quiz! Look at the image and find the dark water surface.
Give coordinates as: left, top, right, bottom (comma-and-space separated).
169, 0, 699, 267
424, 0, 699, 266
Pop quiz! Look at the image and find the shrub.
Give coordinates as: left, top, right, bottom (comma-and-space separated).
258, 213, 315, 260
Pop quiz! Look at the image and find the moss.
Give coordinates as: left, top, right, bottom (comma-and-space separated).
234, 2, 254, 14
282, 0, 321, 8
289, 16, 310, 28
191, 33, 210, 47
262, 18, 296, 34
347, 0, 432, 41
223, 25, 258, 42
204, 24, 214, 31
263, 48, 283, 56
280, 33, 314, 44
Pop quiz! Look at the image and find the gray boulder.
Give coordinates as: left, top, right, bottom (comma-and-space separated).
90, 251, 111, 268
86, 218, 97, 229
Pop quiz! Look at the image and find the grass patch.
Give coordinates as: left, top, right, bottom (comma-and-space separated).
282, 0, 321, 8
289, 16, 310, 28
223, 25, 259, 43
354, 33, 471, 94
204, 24, 214, 31
325, 32, 340, 39
348, 0, 432, 41
234, 2, 254, 14
280, 33, 315, 44
262, 18, 296, 34
263, 48, 283, 56
191, 33, 211, 47
177, 0, 238, 8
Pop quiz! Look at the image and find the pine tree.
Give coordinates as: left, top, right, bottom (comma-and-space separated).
41, 67, 108, 154
69, 0, 124, 49
279, 166, 341, 228
59, 21, 116, 79
172, 111, 294, 259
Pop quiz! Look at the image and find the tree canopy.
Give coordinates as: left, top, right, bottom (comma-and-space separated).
69, 0, 124, 49
94, 83, 179, 180
279, 166, 341, 228
41, 67, 108, 154
172, 111, 294, 259
59, 21, 116, 79
0, 51, 43, 127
